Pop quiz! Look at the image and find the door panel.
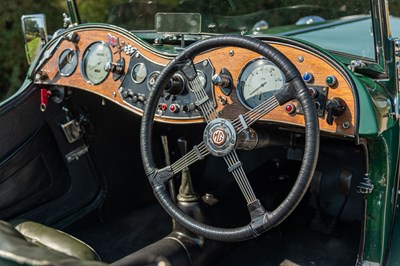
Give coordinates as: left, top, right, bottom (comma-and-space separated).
0, 126, 70, 219
0, 86, 103, 226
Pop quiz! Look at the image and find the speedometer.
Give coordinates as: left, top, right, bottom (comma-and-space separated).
237, 59, 285, 109
81, 42, 112, 85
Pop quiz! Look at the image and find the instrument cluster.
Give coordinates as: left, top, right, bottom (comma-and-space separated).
118, 53, 215, 120
36, 26, 356, 136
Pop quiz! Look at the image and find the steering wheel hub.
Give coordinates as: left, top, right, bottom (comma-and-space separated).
203, 118, 236, 157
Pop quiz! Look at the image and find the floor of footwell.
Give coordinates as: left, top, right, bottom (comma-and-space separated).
217, 220, 360, 266
67, 203, 172, 263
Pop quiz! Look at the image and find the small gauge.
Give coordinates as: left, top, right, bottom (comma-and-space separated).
196, 70, 207, 88
131, 63, 147, 84
81, 42, 112, 85
237, 59, 285, 109
147, 71, 160, 90
58, 49, 78, 77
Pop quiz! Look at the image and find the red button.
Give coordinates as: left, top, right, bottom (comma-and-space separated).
285, 104, 296, 114
169, 104, 180, 113
160, 103, 167, 111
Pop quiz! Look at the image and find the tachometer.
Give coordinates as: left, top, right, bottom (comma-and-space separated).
81, 42, 112, 85
237, 59, 285, 109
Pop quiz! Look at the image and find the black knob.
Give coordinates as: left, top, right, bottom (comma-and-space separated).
182, 103, 196, 113
121, 90, 128, 98
326, 97, 346, 125
165, 74, 185, 95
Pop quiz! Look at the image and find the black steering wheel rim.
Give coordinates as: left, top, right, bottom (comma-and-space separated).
140, 34, 319, 242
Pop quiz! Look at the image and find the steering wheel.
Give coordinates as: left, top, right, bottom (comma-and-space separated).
140, 35, 319, 242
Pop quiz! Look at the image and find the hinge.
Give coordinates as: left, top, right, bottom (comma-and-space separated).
395, 39, 400, 58
349, 60, 367, 72
357, 177, 374, 194
65, 145, 89, 163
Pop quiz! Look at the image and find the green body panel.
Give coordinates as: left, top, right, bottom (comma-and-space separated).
357, 75, 395, 136
363, 125, 399, 263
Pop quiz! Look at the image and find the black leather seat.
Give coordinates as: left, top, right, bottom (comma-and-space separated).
0, 220, 106, 265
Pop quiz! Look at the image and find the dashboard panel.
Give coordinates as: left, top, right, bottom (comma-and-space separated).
35, 27, 356, 137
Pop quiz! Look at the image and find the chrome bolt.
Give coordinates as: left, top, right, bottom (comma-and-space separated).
112, 92, 117, 97
297, 56, 304, 63
342, 121, 350, 129
229, 50, 234, 56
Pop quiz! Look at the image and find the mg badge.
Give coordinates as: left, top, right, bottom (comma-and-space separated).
212, 129, 226, 146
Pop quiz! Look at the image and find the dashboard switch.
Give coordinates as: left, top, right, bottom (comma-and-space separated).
169, 104, 180, 113
131, 94, 138, 103
308, 87, 319, 98
182, 103, 196, 113
326, 75, 337, 87
303, 72, 314, 83
105, 61, 124, 75
326, 97, 346, 125
285, 103, 296, 115
160, 103, 168, 111
212, 68, 233, 96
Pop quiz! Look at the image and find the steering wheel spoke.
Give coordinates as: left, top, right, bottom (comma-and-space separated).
224, 150, 258, 204
188, 76, 218, 123
232, 95, 280, 133
170, 141, 210, 174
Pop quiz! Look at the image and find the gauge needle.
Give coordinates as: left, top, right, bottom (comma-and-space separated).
88, 61, 102, 71
250, 82, 267, 96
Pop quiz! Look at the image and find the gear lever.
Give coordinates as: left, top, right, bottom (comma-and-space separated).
177, 138, 199, 202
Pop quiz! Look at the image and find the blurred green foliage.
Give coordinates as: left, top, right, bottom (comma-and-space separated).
0, 0, 66, 101
0, 0, 399, 102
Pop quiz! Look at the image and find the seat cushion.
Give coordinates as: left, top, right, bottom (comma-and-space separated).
0, 220, 106, 266
14, 221, 100, 261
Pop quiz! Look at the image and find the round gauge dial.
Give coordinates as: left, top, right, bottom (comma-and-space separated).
237, 59, 285, 109
131, 63, 147, 84
147, 71, 160, 90
58, 49, 78, 76
81, 42, 112, 85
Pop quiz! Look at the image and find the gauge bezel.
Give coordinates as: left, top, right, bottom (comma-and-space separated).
81, 41, 112, 85
131, 63, 148, 84
196, 70, 207, 88
58, 49, 78, 77
236, 57, 285, 110
147, 71, 160, 90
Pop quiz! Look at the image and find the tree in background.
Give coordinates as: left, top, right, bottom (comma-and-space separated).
0, 0, 65, 100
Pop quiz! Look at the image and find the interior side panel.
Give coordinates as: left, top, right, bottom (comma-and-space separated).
0, 126, 70, 219
0, 86, 104, 226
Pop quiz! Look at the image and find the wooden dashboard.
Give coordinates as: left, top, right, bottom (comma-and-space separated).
35, 27, 356, 137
